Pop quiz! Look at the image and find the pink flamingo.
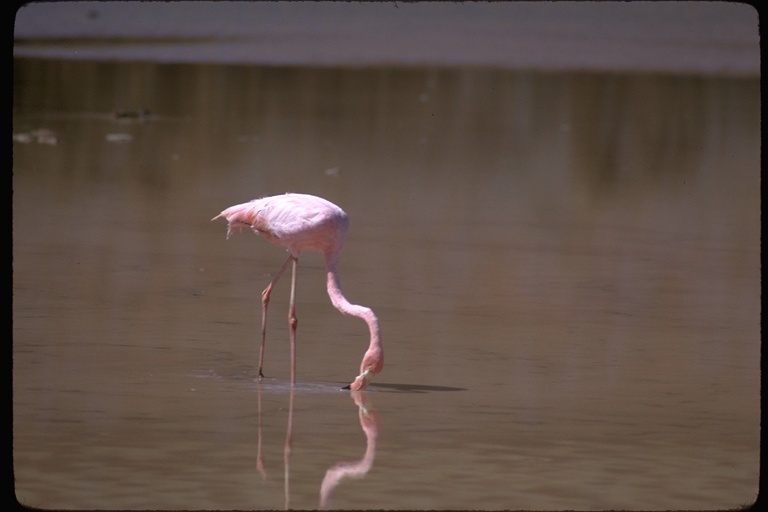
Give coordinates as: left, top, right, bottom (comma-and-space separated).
212, 193, 383, 390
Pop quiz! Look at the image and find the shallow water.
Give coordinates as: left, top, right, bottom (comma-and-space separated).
12, 59, 760, 510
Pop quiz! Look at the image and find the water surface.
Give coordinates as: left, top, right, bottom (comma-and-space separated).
12, 59, 760, 509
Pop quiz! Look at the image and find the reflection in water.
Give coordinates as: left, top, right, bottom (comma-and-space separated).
319, 392, 379, 509
256, 380, 268, 481
256, 384, 379, 510
284, 388, 294, 510
254, 382, 295, 509
12, 58, 759, 509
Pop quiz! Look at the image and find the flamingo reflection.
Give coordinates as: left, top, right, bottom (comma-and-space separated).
255, 383, 296, 509
255, 384, 379, 510
319, 391, 379, 509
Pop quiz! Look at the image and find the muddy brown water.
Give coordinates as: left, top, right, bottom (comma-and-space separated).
13, 59, 759, 509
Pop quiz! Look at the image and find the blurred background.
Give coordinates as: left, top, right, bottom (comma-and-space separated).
13, 2, 760, 510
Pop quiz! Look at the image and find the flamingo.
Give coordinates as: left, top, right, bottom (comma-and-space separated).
212, 193, 383, 390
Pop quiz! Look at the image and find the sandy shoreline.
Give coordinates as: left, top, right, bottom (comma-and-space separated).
13, 1, 760, 75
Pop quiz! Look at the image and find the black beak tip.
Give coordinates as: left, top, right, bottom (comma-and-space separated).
341, 384, 351, 390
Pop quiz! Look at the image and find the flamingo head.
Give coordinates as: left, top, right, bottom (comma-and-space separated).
347, 368, 375, 391
345, 347, 383, 391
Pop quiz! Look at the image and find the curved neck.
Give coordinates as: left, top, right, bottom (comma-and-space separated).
324, 257, 381, 351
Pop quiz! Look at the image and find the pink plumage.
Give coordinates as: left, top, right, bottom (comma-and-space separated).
212, 193, 383, 390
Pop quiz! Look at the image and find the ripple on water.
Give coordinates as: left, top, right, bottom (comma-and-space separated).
193, 368, 349, 394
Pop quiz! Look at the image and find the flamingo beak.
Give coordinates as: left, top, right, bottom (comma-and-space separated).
342, 368, 374, 391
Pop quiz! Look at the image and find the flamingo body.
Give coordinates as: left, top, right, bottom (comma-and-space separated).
215, 194, 348, 255
212, 193, 382, 390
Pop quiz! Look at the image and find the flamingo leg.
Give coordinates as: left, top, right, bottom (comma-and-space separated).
259, 256, 293, 379
288, 256, 299, 385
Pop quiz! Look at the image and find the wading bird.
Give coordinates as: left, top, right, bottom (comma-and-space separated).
212, 193, 383, 390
